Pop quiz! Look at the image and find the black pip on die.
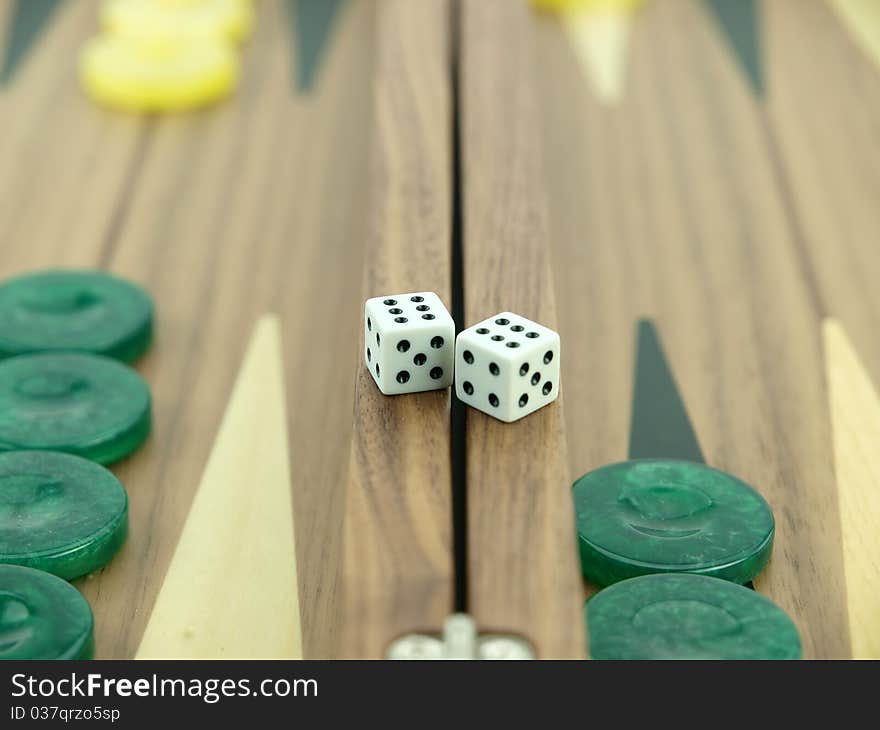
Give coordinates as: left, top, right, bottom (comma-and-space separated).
454, 312, 560, 422
364, 292, 455, 395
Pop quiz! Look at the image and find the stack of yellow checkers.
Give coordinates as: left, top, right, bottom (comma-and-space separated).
530, 0, 642, 11
80, 0, 255, 112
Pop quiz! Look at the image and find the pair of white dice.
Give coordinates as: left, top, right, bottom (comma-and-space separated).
364, 292, 560, 423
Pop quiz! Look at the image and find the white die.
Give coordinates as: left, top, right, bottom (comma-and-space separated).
364, 292, 455, 395
454, 312, 560, 422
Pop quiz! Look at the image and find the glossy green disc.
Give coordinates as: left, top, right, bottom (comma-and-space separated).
586, 573, 802, 660
0, 353, 151, 465
0, 451, 128, 579
0, 270, 153, 362
0, 564, 95, 659
573, 459, 774, 586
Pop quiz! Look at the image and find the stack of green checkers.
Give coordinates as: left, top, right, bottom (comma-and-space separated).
573, 459, 802, 659
0, 270, 154, 660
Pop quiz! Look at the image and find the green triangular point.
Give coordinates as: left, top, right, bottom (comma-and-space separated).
703, 0, 764, 97
1, 0, 63, 87
285, 0, 345, 93
628, 319, 705, 463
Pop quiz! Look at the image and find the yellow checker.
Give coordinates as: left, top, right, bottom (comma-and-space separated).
79, 35, 239, 113
102, 0, 254, 44
531, 0, 642, 11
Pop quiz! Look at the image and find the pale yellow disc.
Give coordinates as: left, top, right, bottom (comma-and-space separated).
79, 34, 240, 113
531, 0, 642, 12
101, 0, 254, 44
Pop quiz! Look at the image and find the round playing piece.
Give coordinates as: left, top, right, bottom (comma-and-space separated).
0, 564, 95, 660
0, 353, 151, 465
102, 0, 254, 44
531, 0, 643, 12
79, 34, 239, 113
0, 451, 128, 580
586, 573, 802, 660
0, 270, 153, 362
573, 459, 774, 586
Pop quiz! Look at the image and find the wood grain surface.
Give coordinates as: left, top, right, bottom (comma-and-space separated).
0, 0, 375, 659
534, 0, 854, 658
765, 0, 880, 658
336, 0, 454, 659
136, 316, 302, 659
460, 0, 585, 659
823, 319, 880, 659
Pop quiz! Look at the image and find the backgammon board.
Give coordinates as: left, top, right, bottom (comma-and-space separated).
0, 0, 878, 660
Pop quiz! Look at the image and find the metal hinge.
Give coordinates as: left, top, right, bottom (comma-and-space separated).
386, 614, 535, 660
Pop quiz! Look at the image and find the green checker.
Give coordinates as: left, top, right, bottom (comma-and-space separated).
0, 270, 153, 362
0, 451, 128, 580
0, 352, 151, 465
0, 564, 94, 660
573, 459, 774, 586
586, 573, 801, 660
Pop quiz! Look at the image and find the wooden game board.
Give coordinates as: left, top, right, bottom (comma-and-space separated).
1, 0, 878, 660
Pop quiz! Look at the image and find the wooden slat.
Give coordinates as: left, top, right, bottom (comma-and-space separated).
0, 0, 143, 270
336, 0, 453, 659
764, 0, 880, 436
533, 0, 850, 658
460, 0, 584, 659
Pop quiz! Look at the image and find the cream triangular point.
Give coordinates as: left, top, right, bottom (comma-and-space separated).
564, 7, 634, 106
823, 318, 880, 659
137, 315, 302, 659
830, 0, 880, 74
